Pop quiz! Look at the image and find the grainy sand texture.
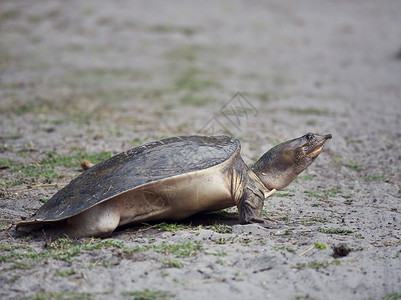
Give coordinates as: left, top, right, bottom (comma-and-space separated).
1, 1, 400, 299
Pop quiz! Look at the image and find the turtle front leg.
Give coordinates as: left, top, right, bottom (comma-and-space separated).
238, 183, 265, 224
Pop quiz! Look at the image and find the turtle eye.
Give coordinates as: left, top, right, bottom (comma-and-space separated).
305, 133, 314, 141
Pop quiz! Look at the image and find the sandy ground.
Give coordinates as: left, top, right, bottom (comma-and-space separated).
1, 1, 401, 299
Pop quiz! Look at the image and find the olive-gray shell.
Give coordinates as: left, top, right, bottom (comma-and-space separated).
26, 135, 240, 222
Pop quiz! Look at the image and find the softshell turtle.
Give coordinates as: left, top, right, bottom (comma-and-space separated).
16, 133, 332, 238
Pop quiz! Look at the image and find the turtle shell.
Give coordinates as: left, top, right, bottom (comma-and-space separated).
21, 135, 240, 223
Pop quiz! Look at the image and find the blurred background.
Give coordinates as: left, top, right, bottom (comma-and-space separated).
1, 0, 400, 173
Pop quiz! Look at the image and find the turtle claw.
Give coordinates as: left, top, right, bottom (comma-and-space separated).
247, 216, 265, 224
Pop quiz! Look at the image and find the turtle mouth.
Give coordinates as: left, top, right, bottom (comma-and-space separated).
305, 134, 332, 158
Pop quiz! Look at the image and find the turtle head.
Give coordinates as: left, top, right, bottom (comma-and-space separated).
251, 133, 332, 190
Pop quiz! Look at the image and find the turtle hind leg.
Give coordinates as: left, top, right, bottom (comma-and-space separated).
65, 201, 121, 238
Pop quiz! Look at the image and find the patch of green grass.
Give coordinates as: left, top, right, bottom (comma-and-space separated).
288, 107, 334, 116
172, 278, 180, 284
10, 262, 32, 269
274, 192, 295, 197
155, 242, 202, 258
323, 189, 353, 199
121, 289, 172, 300
302, 218, 331, 226
215, 258, 226, 265
331, 156, 343, 168
262, 210, 275, 217
155, 222, 188, 232
129, 137, 147, 146
102, 260, 118, 268
0, 243, 33, 252
304, 189, 349, 200
213, 237, 235, 245
76, 88, 142, 103
0, 238, 124, 264
310, 203, 322, 207
84, 238, 124, 250
293, 295, 320, 300
392, 250, 401, 259
207, 224, 232, 234
56, 269, 77, 277
239, 238, 253, 245
323, 189, 342, 197
361, 175, 385, 182
166, 43, 211, 62
161, 259, 184, 268
304, 191, 321, 198
311, 218, 331, 223
43, 151, 113, 168
0, 158, 17, 170
180, 95, 215, 106
11, 274, 20, 282
0, 152, 113, 186
24, 292, 94, 300
298, 175, 313, 181
44, 238, 86, 262
296, 260, 341, 270
27, 14, 42, 24
345, 161, 363, 171
123, 245, 154, 254
318, 228, 353, 235
249, 92, 271, 102
60, 68, 145, 89
0, 9, 21, 23
384, 293, 401, 300
67, 43, 85, 52
0, 244, 35, 262
207, 250, 227, 256
332, 156, 364, 171
124, 241, 203, 258
272, 74, 290, 86
3, 97, 58, 116
0, 220, 10, 231
175, 67, 219, 93
147, 24, 199, 36
314, 243, 326, 250
301, 222, 315, 226
3, 133, 23, 140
